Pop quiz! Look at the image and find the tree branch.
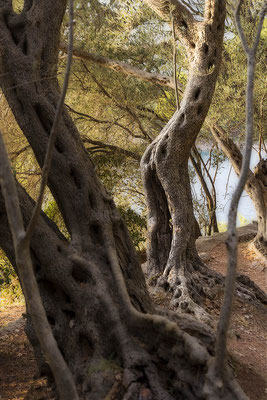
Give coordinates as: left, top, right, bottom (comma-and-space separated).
82, 136, 141, 161
60, 42, 183, 91
213, 0, 266, 383
170, 2, 180, 109
144, 0, 198, 49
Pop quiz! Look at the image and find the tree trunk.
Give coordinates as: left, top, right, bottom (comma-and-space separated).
141, 1, 227, 320
211, 125, 267, 258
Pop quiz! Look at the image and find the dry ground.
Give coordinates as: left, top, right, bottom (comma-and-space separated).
0, 227, 266, 399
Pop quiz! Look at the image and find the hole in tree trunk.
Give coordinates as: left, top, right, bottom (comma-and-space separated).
197, 105, 203, 115
88, 190, 97, 210
179, 113, 185, 124
62, 309, 75, 320
78, 334, 94, 358
174, 289, 182, 298
90, 223, 103, 245
181, 301, 188, 310
34, 263, 41, 273
47, 315, 55, 326
160, 144, 167, 158
22, 36, 28, 55
203, 43, 209, 55
181, 20, 188, 29
34, 103, 52, 134
193, 88, 201, 101
69, 166, 82, 189
72, 264, 92, 284
55, 139, 64, 154
9, 23, 24, 45
208, 60, 214, 70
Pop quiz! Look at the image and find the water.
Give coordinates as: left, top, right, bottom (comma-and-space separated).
192, 149, 263, 229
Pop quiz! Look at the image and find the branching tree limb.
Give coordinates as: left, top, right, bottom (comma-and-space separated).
81, 136, 141, 161
204, 0, 267, 392
169, 2, 180, 109
60, 42, 182, 91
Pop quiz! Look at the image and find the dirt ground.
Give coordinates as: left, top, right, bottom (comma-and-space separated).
0, 227, 266, 399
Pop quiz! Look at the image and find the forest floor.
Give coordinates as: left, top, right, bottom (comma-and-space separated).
0, 224, 266, 400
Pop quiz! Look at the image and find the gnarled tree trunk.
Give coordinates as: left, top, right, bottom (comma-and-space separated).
211, 124, 267, 258
141, 0, 226, 320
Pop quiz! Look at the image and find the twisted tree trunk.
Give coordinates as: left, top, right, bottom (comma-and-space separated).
140, 1, 227, 320
211, 124, 267, 258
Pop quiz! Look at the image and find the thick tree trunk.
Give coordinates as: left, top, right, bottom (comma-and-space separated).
141, 1, 227, 320
211, 125, 267, 258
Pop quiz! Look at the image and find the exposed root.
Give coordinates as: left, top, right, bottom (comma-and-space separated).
248, 238, 267, 263
236, 273, 267, 305
204, 358, 249, 400
116, 311, 248, 400
148, 256, 267, 329
152, 258, 219, 325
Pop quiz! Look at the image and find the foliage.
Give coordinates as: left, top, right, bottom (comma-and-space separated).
0, 251, 24, 304
44, 200, 70, 240
207, 16, 266, 143
117, 205, 147, 249
238, 212, 249, 227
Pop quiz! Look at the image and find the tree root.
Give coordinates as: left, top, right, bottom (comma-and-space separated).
114, 311, 248, 400
148, 256, 267, 327
248, 238, 267, 263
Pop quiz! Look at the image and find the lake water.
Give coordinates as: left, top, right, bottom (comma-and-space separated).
192, 150, 263, 229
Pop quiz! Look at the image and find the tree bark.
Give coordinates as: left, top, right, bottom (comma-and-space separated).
211, 124, 267, 258
141, 1, 227, 320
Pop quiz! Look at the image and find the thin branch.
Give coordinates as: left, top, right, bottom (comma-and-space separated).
0, 135, 79, 400
214, 0, 266, 380
9, 145, 30, 161
170, 2, 180, 109
66, 103, 147, 141
25, 0, 74, 241
82, 136, 141, 161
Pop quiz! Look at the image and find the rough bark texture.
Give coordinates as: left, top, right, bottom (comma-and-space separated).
141, 1, 227, 320
0, 2, 265, 399
211, 125, 267, 258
